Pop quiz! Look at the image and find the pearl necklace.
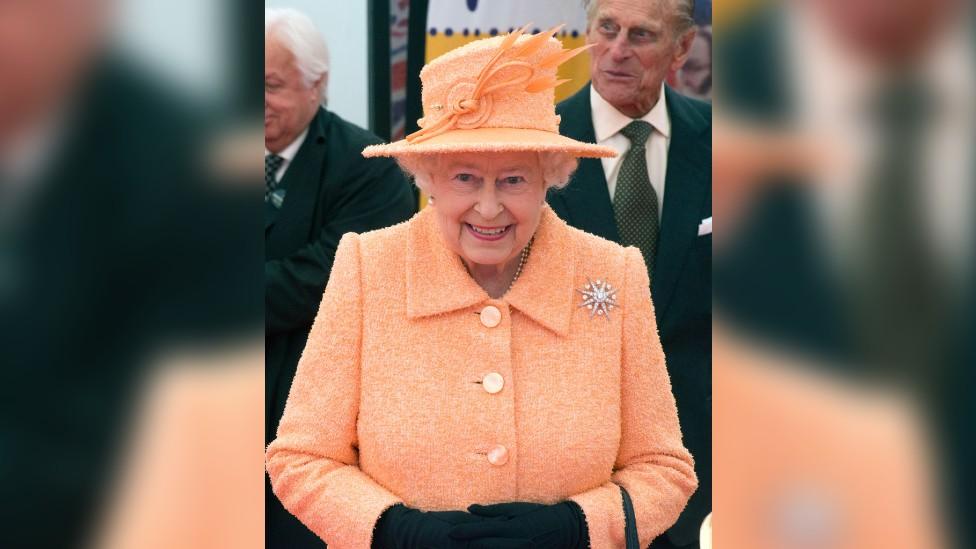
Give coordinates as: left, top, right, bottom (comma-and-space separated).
507, 237, 534, 293
461, 237, 534, 295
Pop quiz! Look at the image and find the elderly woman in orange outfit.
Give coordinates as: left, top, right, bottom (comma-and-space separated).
266, 26, 697, 549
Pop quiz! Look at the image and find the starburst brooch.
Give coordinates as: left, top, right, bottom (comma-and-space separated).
577, 277, 619, 320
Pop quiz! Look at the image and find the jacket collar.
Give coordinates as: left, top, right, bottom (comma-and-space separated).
406, 205, 576, 335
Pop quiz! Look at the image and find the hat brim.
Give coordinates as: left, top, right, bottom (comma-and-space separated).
362, 127, 617, 158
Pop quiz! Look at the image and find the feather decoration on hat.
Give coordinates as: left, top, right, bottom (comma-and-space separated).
406, 25, 593, 144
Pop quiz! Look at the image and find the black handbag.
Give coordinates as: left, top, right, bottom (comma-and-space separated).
620, 485, 640, 549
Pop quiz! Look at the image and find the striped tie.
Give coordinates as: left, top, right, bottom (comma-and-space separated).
265, 153, 284, 202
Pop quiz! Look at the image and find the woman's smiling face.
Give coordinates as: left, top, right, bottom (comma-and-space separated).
430, 151, 547, 271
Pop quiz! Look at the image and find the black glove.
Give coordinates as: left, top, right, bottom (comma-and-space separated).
449, 501, 588, 549
372, 504, 534, 549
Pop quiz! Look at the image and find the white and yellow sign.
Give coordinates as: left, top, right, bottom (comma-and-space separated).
426, 0, 592, 102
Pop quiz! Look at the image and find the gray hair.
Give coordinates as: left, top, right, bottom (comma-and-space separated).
265, 7, 330, 105
397, 153, 578, 195
582, 0, 696, 37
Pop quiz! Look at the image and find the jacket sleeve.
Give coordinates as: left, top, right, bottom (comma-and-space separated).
570, 247, 698, 549
266, 233, 402, 549
265, 158, 415, 334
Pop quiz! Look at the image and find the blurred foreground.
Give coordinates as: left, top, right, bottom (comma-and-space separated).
0, 1, 263, 547
714, 0, 973, 547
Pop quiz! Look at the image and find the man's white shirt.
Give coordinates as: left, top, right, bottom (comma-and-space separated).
590, 82, 671, 223
265, 127, 309, 184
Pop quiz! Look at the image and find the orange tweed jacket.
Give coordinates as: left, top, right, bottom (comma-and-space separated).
266, 206, 697, 549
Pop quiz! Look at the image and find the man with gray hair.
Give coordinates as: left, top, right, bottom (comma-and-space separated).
265, 7, 415, 547
548, 1, 711, 547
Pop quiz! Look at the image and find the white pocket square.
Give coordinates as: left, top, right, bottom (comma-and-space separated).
697, 217, 712, 236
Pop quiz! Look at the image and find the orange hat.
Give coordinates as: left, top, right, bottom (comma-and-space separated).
362, 25, 616, 159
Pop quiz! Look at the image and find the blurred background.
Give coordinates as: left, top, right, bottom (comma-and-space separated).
0, 0, 262, 547
713, 0, 973, 547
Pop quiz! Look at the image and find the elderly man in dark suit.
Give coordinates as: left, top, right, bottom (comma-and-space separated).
547, 1, 710, 547
264, 8, 415, 547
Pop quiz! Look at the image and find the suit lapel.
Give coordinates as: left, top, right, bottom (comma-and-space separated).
652, 87, 711, 318
266, 108, 330, 259
551, 85, 620, 242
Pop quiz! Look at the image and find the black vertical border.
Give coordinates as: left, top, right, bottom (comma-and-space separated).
404, 0, 429, 136
368, 0, 392, 139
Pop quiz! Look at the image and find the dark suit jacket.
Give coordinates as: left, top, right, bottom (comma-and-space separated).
548, 84, 711, 548
265, 107, 415, 547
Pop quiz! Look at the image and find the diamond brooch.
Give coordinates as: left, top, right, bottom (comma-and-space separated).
577, 277, 619, 320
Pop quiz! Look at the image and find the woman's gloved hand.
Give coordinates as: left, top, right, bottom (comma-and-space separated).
372, 504, 535, 549
449, 501, 589, 549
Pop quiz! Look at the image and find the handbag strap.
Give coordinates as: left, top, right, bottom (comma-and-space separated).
620, 484, 640, 549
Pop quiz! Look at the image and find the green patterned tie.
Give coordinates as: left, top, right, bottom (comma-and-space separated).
614, 120, 659, 275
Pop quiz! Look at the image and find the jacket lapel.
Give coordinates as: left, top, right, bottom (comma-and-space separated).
550, 85, 620, 242
652, 87, 711, 318
266, 108, 330, 259
406, 207, 490, 318
505, 207, 576, 335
